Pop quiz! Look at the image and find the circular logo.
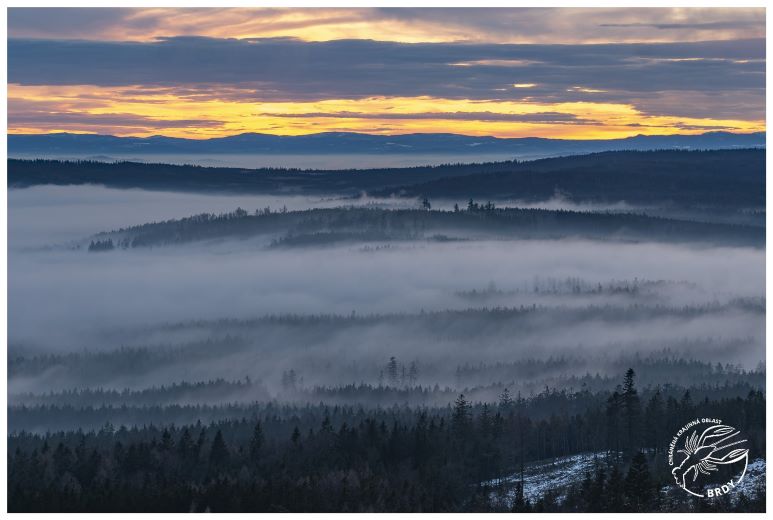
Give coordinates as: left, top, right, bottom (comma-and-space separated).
668, 418, 749, 498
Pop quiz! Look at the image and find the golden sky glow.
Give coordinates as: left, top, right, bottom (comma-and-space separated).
7, 8, 765, 139
9, 84, 764, 140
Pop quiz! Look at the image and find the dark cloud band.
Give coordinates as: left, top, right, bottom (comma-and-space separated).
7, 36, 765, 123
9, 37, 763, 92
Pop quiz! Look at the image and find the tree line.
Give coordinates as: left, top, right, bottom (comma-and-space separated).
9, 150, 764, 211
8, 370, 765, 512
83, 205, 764, 251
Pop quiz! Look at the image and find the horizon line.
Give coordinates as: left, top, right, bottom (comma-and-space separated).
8, 129, 766, 142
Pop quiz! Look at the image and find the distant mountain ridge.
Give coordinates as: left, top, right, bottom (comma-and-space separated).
8, 131, 765, 156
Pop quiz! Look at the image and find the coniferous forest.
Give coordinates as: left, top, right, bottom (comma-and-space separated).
7, 5, 768, 514
7, 149, 766, 512
7, 373, 766, 512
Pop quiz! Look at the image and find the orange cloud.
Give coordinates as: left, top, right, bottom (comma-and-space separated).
8, 84, 764, 140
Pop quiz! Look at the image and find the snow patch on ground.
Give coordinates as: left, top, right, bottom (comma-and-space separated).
483, 452, 609, 506
735, 458, 766, 498
486, 454, 765, 509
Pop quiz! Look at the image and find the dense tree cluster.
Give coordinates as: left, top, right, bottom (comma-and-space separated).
373, 149, 764, 209
9, 150, 764, 211
12, 378, 265, 408
87, 239, 114, 252
8, 370, 764, 512
9, 302, 763, 409
86, 205, 763, 251
6, 156, 529, 195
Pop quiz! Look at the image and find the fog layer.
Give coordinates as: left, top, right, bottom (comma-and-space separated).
8, 185, 765, 401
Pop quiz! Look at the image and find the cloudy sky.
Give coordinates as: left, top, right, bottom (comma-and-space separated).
7, 7, 766, 139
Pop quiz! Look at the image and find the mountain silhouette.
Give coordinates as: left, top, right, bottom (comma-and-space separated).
8, 131, 765, 156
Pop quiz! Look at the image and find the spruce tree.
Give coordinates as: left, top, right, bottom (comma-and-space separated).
644, 389, 664, 453
587, 465, 606, 512
452, 394, 471, 437
622, 368, 641, 451
209, 430, 230, 469
606, 464, 625, 512
624, 451, 652, 512
249, 422, 264, 460
498, 388, 513, 411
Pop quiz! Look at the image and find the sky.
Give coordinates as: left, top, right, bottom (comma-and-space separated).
6, 7, 766, 139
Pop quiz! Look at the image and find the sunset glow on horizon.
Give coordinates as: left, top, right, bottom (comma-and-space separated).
7, 7, 766, 139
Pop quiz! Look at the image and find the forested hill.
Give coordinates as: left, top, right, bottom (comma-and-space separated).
85, 206, 764, 250
372, 148, 765, 207
8, 149, 765, 209
8, 157, 510, 194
